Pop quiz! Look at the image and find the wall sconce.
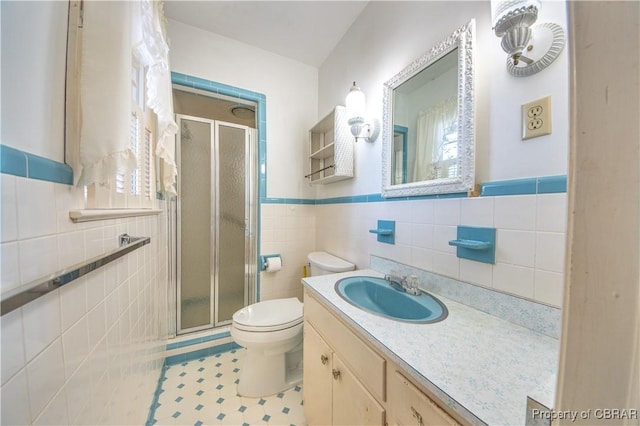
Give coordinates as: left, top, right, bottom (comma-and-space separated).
345, 82, 380, 142
491, 0, 565, 77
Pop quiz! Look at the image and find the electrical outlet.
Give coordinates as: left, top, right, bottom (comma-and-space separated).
522, 96, 552, 140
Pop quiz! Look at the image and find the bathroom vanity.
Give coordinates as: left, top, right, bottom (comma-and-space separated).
302, 270, 559, 425
304, 289, 463, 425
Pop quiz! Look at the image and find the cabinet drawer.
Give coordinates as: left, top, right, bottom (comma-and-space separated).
387, 370, 460, 426
304, 291, 386, 402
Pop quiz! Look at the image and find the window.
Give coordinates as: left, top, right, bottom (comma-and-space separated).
86, 57, 157, 209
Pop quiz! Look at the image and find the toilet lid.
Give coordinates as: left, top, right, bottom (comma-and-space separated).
232, 298, 303, 332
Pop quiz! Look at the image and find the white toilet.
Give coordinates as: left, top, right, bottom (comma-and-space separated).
231, 251, 355, 397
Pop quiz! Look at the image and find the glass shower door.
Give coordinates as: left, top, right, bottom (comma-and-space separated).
215, 122, 250, 323
176, 116, 254, 334
178, 116, 213, 332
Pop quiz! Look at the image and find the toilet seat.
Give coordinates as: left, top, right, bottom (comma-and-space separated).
232, 297, 303, 332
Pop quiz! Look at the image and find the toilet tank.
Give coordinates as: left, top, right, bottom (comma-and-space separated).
307, 252, 355, 276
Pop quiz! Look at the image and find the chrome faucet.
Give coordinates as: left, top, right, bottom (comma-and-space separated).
384, 273, 421, 296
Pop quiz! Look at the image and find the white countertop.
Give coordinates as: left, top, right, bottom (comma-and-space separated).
302, 269, 559, 426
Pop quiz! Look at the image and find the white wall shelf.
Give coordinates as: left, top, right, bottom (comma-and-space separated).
307, 106, 353, 184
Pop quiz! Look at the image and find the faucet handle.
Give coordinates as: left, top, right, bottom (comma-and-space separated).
404, 275, 422, 295
385, 271, 404, 283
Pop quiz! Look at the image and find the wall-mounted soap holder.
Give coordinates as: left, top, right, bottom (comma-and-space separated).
369, 220, 395, 244
449, 226, 496, 264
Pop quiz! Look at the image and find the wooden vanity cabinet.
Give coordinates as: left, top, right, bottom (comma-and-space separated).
304, 292, 385, 425
303, 290, 465, 426
304, 322, 385, 425
386, 368, 461, 426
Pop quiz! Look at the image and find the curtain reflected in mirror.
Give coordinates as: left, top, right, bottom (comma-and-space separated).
392, 49, 458, 185
416, 96, 458, 181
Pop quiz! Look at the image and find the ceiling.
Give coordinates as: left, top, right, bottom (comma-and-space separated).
163, 1, 369, 67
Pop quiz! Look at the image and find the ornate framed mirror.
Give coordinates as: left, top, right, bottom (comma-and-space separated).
382, 19, 475, 197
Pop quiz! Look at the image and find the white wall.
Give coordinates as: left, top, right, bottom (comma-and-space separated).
312, 1, 570, 307
317, 0, 569, 198
167, 19, 319, 200
0, 1, 67, 161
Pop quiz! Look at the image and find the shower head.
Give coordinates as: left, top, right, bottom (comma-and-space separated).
230, 104, 255, 119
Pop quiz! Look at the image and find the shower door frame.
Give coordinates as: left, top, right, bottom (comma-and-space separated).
175, 114, 257, 334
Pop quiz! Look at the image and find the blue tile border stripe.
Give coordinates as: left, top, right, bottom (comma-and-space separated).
480, 178, 537, 196
166, 331, 231, 351
145, 361, 168, 426
1, 145, 73, 185
164, 342, 242, 366
481, 175, 567, 196
260, 175, 567, 205
537, 175, 567, 194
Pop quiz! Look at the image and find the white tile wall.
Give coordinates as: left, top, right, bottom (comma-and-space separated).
1, 308, 26, 385
0, 175, 169, 425
260, 204, 316, 301
316, 193, 568, 307
1, 370, 31, 425
536, 193, 568, 233
496, 229, 536, 267
0, 242, 20, 293
26, 339, 66, 419
16, 178, 57, 240
22, 291, 61, 361
494, 195, 537, 230
1, 173, 567, 423
1, 175, 19, 243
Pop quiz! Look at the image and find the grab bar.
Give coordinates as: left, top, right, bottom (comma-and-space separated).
1, 235, 151, 316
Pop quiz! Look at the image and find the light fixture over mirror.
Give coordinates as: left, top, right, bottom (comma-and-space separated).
491, 0, 565, 77
345, 82, 380, 142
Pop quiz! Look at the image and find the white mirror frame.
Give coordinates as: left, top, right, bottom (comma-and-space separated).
382, 19, 475, 198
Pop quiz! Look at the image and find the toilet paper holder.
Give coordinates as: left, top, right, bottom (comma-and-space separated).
260, 254, 282, 271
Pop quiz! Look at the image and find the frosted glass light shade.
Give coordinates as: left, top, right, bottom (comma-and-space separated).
346, 82, 366, 126
491, 0, 540, 35
490, 0, 565, 77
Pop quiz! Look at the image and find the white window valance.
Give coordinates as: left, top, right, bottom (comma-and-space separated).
134, 0, 178, 196
77, 1, 136, 187
77, 0, 177, 196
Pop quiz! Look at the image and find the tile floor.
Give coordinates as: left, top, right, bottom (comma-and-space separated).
150, 348, 307, 425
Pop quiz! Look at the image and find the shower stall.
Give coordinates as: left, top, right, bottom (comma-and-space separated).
170, 90, 257, 335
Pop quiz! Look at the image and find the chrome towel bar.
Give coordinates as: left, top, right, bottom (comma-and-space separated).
1, 235, 150, 317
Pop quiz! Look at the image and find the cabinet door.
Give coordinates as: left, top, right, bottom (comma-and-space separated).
387, 370, 460, 426
332, 353, 385, 426
303, 322, 333, 425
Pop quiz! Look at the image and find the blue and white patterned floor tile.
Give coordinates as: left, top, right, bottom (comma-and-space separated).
151, 348, 306, 425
